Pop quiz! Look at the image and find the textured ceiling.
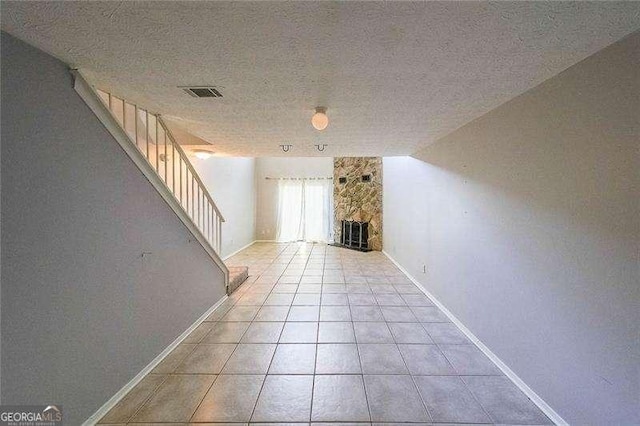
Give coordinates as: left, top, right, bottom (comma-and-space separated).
2, 2, 639, 157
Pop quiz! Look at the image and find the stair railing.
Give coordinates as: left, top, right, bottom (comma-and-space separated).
72, 71, 228, 281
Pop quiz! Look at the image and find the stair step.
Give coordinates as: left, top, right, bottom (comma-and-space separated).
227, 266, 249, 294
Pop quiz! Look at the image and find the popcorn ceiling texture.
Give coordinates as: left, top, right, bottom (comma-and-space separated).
1, 2, 639, 156
334, 157, 383, 251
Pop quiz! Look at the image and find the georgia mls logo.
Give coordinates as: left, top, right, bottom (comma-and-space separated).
0, 405, 63, 425
42, 406, 61, 421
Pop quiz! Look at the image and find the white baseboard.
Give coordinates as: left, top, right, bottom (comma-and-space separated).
253, 240, 327, 244
82, 295, 229, 426
222, 240, 258, 261
382, 250, 568, 426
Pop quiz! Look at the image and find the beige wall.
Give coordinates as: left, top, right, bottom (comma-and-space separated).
383, 31, 640, 424
191, 157, 256, 258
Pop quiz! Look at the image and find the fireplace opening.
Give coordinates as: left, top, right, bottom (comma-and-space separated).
338, 220, 372, 252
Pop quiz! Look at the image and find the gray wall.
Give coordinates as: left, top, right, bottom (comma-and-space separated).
1, 33, 226, 423
192, 157, 257, 258
383, 32, 639, 424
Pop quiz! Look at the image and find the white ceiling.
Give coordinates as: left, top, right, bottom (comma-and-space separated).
2, 1, 639, 157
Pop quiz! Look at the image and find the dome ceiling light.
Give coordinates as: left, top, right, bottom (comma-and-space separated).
192, 149, 214, 160
311, 107, 328, 131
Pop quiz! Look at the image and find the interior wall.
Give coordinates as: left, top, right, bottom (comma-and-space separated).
255, 157, 333, 240
1, 33, 227, 423
0, 46, 2, 399
333, 157, 383, 250
191, 157, 256, 258
383, 32, 639, 424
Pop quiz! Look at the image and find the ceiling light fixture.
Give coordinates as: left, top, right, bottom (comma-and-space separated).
315, 144, 328, 152
280, 144, 293, 153
192, 149, 214, 160
311, 107, 328, 131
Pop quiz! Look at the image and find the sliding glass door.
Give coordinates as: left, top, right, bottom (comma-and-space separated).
275, 180, 304, 242
276, 179, 333, 243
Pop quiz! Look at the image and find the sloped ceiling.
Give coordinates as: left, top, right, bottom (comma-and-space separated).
2, 1, 639, 156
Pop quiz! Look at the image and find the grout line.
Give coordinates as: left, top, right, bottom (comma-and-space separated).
247, 246, 284, 422
455, 364, 496, 423
427, 331, 498, 422
150, 371, 508, 376
348, 290, 373, 423
117, 243, 521, 425
186, 370, 220, 423
382, 250, 565, 426
395, 340, 434, 422
117, 373, 169, 424
86, 294, 230, 425
308, 244, 325, 422
249, 241, 308, 422
186, 287, 248, 423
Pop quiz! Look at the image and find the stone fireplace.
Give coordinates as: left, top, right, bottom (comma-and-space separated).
333, 157, 382, 251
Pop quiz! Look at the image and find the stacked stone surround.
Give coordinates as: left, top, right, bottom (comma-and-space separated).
333, 157, 383, 251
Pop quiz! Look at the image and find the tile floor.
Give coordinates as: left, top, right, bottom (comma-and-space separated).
98, 242, 553, 425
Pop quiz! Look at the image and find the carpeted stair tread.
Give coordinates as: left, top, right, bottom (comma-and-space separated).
227, 265, 249, 294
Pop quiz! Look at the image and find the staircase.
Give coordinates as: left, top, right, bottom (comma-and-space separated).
227, 266, 250, 293
72, 71, 247, 293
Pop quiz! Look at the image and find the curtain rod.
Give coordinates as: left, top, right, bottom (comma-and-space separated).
265, 177, 333, 180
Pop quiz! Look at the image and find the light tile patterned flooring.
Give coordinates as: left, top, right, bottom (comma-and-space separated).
99, 242, 552, 425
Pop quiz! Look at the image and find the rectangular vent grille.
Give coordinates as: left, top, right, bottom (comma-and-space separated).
182, 87, 223, 98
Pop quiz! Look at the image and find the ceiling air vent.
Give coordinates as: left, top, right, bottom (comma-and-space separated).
181, 87, 223, 98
